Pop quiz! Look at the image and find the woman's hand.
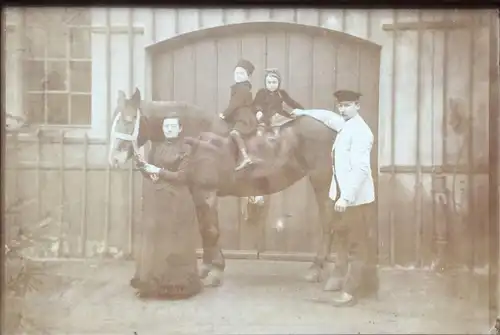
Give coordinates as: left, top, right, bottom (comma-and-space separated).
142, 163, 161, 175
219, 113, 225, 120
256, 111, 263, 121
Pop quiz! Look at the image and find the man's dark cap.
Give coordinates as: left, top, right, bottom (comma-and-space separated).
236, 59, 255, 76
333, 90, 362, 102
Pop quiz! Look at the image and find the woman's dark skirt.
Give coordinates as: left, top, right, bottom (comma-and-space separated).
132, 179, 201, 299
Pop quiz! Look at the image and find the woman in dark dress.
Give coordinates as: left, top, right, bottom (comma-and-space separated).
132, 115, 202, 299
253, 68, 304, 139
219, 59, 258, 171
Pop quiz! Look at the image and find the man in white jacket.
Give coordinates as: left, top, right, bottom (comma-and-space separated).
324, 89, 377, 307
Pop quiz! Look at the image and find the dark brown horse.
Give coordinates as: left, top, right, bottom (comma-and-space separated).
108, 88, 340, 286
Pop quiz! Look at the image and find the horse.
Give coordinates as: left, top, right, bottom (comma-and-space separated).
108, 87, 342, 287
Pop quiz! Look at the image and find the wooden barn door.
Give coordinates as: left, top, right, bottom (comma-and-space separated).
151, 23, 380, 259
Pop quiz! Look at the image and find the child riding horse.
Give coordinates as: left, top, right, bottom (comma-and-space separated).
253, 68, 304, 140
219, 59, 259, 171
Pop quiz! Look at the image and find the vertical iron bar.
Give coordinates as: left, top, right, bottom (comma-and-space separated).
236, 38, 242, 250
305, 35, 315, 254
430, 29, 437, 267
66, 25, 72, 123
103, 8, 112, 257
283, 32, 290, 253
36, 129, 41, 224
389, 9, 398, 266
488, 8, 500, 324
260, 34, 269, 255
43, 32, 48, 124
80, 133, 88, 257
58, 130, 65, 257
1, 9, 5, 258
466, 16, 476, 272
127, 8, 135, 257
415, 10, 423, 267
442, 10, 449, 168
12, 134, 19, 234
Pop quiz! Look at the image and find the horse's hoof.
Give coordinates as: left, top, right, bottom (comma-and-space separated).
323, 276, 343, 291
130, 277, 141, 289
202, 268, 223, 287
304, 266, 322, 283
198, 263, 212, 279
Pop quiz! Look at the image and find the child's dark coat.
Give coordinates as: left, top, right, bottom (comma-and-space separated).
253, 89, 304, 126
221, 81, 258, 136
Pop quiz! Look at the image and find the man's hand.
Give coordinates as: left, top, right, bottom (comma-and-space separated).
334, 198, 348, 213
256, 111, 263, 121
219, 113, 225, 120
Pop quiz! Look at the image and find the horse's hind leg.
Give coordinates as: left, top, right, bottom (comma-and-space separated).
190, 187, 225, 287
305, 168, 334, 283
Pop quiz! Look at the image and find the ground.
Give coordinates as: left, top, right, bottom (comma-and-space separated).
20, 259, 490, 334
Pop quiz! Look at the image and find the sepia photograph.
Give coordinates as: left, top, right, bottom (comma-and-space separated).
3, 6, 500, 334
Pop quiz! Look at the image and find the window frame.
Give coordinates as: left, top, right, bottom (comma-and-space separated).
23, 11, 93, 129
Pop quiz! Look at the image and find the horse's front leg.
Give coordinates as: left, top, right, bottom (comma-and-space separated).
305, 170, 334, 283
190, 187, 225, 287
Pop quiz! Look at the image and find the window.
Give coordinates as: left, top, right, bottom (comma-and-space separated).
24, 8, 92, 126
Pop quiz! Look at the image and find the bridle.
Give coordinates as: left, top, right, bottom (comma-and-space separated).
108, 108, 142, 165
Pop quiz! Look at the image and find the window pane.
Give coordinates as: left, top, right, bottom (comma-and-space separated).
47, 93, 69, 124
46, 61, 67, 91
46, 27, 67, 59
26, 93, 45, 124
24, 60, 45, 91
70, 95, 91, 125
70, 61, 91, 92
25, 26, 46, 58
70, 28, 91, 59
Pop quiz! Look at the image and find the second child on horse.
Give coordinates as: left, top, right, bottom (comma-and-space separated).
253, 68, 304, 140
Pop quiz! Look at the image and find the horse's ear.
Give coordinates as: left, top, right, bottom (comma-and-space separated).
130, 87, 141, 108
117, 90, 126, 107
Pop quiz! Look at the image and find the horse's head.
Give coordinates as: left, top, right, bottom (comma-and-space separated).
108, 88, 143, 168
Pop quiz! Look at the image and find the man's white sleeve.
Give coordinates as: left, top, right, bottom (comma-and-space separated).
293, 108, 345, 132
